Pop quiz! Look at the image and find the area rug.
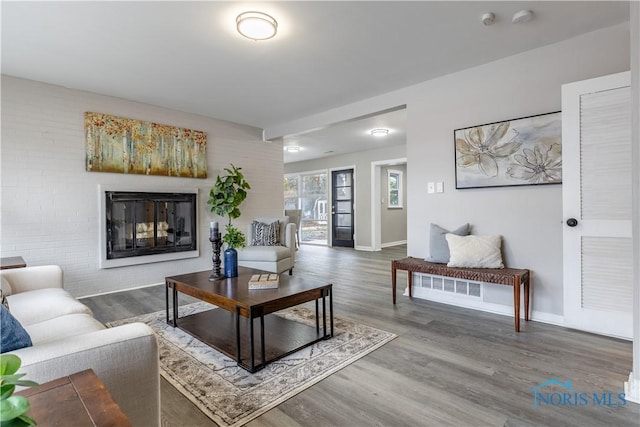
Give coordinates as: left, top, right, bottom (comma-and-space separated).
108, 302, 396, 427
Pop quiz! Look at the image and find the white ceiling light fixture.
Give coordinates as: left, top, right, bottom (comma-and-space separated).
512, 10, 534, 24
285, 146, 300, 153
370, 128, 390, 137
236, 11, 278, 41
481, 12, 495, 26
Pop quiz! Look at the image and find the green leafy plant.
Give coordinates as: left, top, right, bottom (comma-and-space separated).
207, 164, 251, 249
222, 224, 246, 249
0, 354, 38, 427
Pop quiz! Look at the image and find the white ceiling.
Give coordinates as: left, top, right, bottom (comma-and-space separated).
1, 1, 630, 163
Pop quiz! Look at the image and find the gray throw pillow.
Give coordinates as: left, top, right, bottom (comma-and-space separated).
251, 221, 280, 246
426, 223, 470, 263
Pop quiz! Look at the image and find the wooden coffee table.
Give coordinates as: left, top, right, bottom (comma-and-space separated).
16, 369, 131, 427
165, 267, 333, 372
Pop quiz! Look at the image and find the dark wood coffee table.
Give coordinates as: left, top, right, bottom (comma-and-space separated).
165, 267, 333, 373
16, 369, 131, 427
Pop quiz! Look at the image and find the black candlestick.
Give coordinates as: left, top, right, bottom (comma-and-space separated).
209, 232, 224, 281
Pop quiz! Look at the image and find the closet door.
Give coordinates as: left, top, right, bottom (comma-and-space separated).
562, 71, 632, 339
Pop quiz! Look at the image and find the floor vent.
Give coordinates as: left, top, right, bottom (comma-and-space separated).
414, 273, 482, 298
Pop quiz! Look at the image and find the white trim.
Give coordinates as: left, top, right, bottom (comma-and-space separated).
371, 157, 407, 252
629, 0, 640, 405
78, 281, 164, 299
387, 169, 403, 208
381, 240, 407, 248
405, 286, 565, 327
355, 245, 374, 252
625, 372, 640, 404
98, 185, 199, 269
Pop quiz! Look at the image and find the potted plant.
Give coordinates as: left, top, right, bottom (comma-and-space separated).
207, 164, 251, 277
0, 354, 38, 427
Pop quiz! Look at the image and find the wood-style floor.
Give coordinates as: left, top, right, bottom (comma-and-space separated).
82, 244, 640, 426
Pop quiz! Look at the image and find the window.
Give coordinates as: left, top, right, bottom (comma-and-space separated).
284, 176, 298, 209
388, 169, 403, 208
284, 172, 328, 245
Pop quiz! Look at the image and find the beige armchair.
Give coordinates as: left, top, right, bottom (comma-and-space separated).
237, 216, 296, 275
284, 209, 302, 248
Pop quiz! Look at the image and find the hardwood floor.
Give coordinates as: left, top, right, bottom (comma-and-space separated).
82, 244, 640, 426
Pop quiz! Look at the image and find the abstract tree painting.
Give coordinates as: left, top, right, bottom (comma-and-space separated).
85, 112, 207, 178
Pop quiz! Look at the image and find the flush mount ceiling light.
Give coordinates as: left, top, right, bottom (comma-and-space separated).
285, 146, 300, 153
370, 128, 390, 137
236, 11, 278, 40
512, 10, 533, 24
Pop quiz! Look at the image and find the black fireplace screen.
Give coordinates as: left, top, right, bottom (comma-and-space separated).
105, 191, 196, 259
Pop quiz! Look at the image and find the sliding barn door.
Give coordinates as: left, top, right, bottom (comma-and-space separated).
562, 71, 632, 339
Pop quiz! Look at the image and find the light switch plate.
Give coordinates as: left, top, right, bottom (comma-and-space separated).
436, 182, 444, 193
427, 182, 435, 194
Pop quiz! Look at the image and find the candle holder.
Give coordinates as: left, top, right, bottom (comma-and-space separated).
209, 232, 224, 281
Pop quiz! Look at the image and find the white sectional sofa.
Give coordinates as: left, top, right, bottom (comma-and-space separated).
0, 265, 160, 427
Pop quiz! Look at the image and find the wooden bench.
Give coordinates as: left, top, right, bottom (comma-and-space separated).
391, 257, 530, 332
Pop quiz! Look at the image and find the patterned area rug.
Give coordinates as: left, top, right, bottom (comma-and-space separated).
108, 302, 396, 427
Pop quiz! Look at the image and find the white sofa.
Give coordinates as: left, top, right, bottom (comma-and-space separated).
237, 216, 296, 275
0, 265, 160, 427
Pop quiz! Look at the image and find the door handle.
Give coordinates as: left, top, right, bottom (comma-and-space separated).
566, 218, 578, 227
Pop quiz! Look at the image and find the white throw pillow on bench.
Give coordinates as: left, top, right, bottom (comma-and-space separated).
445, 234, 504, 269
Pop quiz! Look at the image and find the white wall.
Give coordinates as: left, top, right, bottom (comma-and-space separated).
270, 23, 630, 319
285, 144, 406, 249
406, 23, 629, 317
0, 76, 284, 297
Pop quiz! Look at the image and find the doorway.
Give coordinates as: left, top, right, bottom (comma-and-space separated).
371, 158, 407, 251
331, 169, 355, 247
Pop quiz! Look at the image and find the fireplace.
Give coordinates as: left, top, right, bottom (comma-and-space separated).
100, 188, 199, 268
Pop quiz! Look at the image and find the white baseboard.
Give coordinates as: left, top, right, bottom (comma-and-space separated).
381, 240, 407, 248
355, 245, 374, 251
404, 287, 565, 327
79, 281, 164, 299
625, 372, 640, 403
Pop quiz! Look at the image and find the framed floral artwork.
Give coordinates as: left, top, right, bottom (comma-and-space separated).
454, 111, 561, 189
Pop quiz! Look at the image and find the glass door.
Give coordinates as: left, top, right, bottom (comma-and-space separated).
331, 169, 354, 248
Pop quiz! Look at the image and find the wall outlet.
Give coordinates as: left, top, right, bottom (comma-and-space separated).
427, 182, 435, 194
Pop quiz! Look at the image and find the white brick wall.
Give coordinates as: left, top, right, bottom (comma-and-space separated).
1, 76, 284, 297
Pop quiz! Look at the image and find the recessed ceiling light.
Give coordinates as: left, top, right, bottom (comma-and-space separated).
371, 128, 390, 137
285, 146, 300, 153
236, 11, 278, 40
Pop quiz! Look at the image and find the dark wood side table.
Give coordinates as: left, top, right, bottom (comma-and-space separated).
16, 369, 132, 427
0, 256, 26, 270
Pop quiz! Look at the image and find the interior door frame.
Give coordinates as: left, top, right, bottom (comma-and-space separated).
562, 71, 632, 339
329, 165, 356, 247
371, 158, 407, 251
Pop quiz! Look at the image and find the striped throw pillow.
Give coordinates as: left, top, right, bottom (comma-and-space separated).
251, 221, 280, 246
